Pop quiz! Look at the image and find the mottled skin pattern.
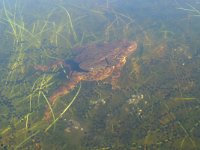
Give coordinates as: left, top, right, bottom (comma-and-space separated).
36, 40, 137, 120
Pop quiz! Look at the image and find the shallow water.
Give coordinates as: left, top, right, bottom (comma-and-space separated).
0, 0, 200, 149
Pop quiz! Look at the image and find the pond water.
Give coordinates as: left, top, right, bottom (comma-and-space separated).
0, 0, 200, 149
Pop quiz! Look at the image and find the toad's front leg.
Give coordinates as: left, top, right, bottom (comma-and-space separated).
34, 60, 65, 71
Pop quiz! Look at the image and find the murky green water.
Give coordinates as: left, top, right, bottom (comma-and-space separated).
0, 0, 200, 149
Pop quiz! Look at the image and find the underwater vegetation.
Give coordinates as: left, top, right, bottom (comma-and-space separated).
0, 0, 138, 149
0, 0, 82, 149
0, 0, 200, 149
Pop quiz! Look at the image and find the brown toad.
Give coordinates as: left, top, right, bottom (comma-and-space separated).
35, 40, 137, 120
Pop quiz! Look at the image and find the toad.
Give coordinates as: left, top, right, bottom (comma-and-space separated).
35, 40, 137, 120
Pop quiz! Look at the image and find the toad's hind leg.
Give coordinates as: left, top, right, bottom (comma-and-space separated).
44, 76, 82, 121
50, 76, 82, 105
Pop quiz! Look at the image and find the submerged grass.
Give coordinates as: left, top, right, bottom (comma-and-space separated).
0, 0, 80, 147
59, 5, 78, 43
0, 0, 100, 147
174, 97, 197, 101
15, 130, 40, 150
177, 3, 200, 17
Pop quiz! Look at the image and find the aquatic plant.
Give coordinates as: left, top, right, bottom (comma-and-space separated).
0, 0, 114, 147
0, 0, 80, 148
104, 9, 135, 41
177, 3, 200, 17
